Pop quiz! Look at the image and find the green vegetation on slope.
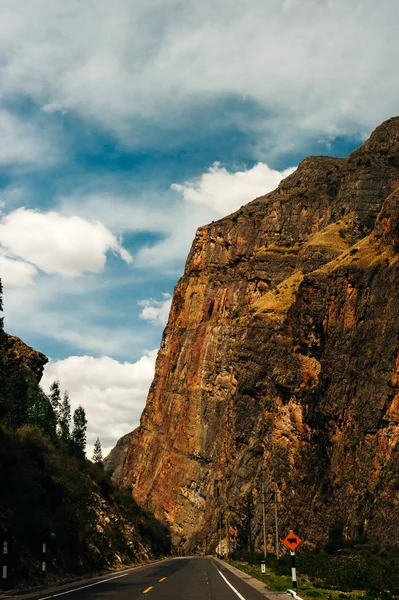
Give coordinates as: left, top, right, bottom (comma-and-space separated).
227, 547, 399, 600
0, 282, 171, 589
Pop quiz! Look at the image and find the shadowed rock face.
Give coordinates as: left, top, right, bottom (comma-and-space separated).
121, 117, 399, 551
104, 430, 135, 485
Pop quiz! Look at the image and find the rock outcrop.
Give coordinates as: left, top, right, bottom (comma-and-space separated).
4, 335, 48, 380
122, 117, 399, 552
104, 431, 134, 485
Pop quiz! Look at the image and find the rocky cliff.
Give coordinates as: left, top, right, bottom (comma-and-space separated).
4, 334, 48, 380
104, 431, 134, 485
0, 324, 171, 588
122, 117, 399, 552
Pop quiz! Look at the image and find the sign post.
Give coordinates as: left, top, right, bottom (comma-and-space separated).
261, 560, 266, 574
1, 530, 8, 592
41, 542, 47, 579
282, 531, 302, 592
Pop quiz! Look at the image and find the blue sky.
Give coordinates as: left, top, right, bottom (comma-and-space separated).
0, 0, 398, 455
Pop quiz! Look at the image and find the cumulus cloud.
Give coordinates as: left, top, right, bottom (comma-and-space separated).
0, 0, 397, 151
135, 161, 295, 268
3, 273, 149, 358
0, 254, 38, 287
59, 160, 296, 274
0, 208, 132, 277
138, 293, 172, 325
172, 162, 296, 216
41, 350, 158, 456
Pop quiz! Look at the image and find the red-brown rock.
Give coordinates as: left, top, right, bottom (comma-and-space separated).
121, 117, 399, 552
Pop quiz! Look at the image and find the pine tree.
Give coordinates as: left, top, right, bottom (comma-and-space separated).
49, 380, 61, 422
72, 405, 87, 454
92, 437, 103, 464
5, 370, 29, 428
28, 383, 57, 437
58, 391, 71, 441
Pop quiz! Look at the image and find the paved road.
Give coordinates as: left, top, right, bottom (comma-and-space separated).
35, 557, 270, 600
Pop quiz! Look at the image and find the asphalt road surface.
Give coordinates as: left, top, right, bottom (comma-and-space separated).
36, 557, 269, 600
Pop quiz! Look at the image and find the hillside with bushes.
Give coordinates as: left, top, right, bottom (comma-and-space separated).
0, 282, 171, 589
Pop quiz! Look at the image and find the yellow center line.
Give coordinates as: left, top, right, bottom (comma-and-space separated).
159, 577, 167, 582
143, 586, 153, 594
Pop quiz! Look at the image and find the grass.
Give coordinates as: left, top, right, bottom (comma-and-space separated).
252, 272, 304, 320
303, 220, 352, 254
256, 243, 301, 258
225, 558, 367, 600
315, 232, 397, 276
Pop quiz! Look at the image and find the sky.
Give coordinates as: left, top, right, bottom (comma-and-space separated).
1, 0, 398, 457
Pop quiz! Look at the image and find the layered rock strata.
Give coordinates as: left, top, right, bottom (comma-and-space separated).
122, 117, 399, 551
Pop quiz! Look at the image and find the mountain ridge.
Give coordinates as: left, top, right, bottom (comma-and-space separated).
118, 116, 399, 553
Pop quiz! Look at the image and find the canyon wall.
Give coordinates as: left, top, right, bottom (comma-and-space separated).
122, 117, 399, 552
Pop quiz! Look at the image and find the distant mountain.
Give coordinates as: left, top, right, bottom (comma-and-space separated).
118, 116, 399, 553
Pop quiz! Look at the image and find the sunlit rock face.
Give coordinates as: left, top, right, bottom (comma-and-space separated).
121, 117, 399, 552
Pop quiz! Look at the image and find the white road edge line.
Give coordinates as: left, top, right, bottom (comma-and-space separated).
38, 572, 130, 599
216, 567, 247, 600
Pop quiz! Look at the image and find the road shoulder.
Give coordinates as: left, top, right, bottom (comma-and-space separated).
0, 558, 172, 600
212, 557, 292, 600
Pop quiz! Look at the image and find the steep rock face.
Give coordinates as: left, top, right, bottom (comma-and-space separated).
122, 117, 399, 551
104, 430, 134, 485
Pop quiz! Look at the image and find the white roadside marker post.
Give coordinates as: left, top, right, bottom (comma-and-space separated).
261, 482, 267, 576
1, 533, 8, 591
290, 550, 297, 591
42, 542, 47, 579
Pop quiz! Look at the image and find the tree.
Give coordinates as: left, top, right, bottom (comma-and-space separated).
4, 370, 30, 429
72, 406, 87, 454
49, 380, 61, 423
28, 383, 57, 437
92, 437, 103, 464
59, 391, 71, 441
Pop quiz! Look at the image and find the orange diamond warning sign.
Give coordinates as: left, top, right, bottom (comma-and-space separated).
282, 531, 302, 552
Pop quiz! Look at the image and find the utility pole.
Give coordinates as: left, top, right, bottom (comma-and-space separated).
247, 492, 253, 565
261, 482, 267, 561
219, 514, 223, 557
274, 483, 280, 559
225, 505, 230, 558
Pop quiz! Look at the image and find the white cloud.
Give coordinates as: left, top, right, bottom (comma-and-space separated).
0, 186, 28, 209
138, 293, 172, 325
134, 161, 296, 268
2, 272, 149, 358
58, 188, 218, 271
41, 102, 67, 115
58, 160, 296, 274
0, 254, 38, 287
172, 162, 296, 216
0, 109, 55, 166
0, 0, 397, 150
0, 208, 132, 277
41, 350, 158, 456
